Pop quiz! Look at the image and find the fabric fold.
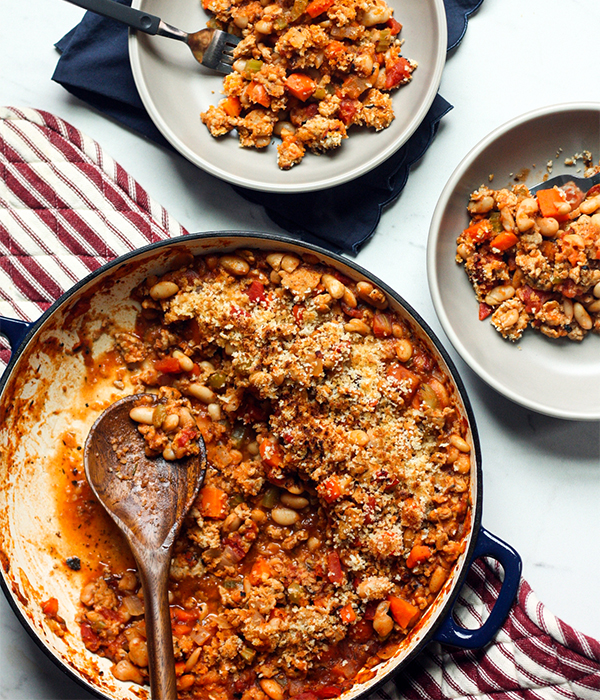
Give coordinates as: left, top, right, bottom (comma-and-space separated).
52, 0, 483, 251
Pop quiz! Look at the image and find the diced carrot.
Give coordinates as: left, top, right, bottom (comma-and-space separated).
324, 40, 345, 60
406, 544, 431, 569
327, 551, 344, 584
246, 81, 271, 108
536, 187, 569, 221
246, 280, 266, 303
339, 603, 357, 624
306, 0, 335, 17
154, 357, 182, 374
384, 57, 413, 89
338, 97, 361, 125
320, 475, 343, 503
478, 302, 492, 320
172, 622, 193, 636
172, 607, 198, 623
462, 219, 492, 243
175, 661, 187, 677
372, 312, 393, 338
198, 485, 228, 519
489, 231, 518, 252
388, 595, 419, 628
221, 95, 242, 117
386, 17, 402, 34
42, 597, 59, 616
386, 363, 420, 401
285, 73, 317, 101
259, 438, 284, 468
249, 558, 271, 584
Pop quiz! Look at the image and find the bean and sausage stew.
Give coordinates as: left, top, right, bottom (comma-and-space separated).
71, 249, 472, 699
200, 0, 416, 169
457, 176, 600, 341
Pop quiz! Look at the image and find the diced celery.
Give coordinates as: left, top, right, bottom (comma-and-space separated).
261, 486, 280, 508
246, 58, 264, 73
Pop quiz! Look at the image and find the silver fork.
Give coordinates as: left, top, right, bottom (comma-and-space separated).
529, 170, 600, 194
64, 0, 241, 74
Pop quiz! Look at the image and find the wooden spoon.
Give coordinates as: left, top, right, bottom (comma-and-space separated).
84, 394, 207, 700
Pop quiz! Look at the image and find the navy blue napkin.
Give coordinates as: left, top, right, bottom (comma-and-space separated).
53, 0, 483, 252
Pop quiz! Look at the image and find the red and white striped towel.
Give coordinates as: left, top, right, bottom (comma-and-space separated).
1, 107, 600, 699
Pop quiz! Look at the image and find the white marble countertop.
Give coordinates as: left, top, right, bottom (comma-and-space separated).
1, 0, 599, 697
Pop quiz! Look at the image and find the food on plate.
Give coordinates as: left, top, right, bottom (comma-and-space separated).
200, 0, 416, 169
72, 249, 471, 697
456, 176, 600, 341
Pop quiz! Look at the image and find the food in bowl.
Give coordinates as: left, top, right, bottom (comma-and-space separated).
60, 249, 471, 697
456, 176, 600, 341
200, 0, 416, 169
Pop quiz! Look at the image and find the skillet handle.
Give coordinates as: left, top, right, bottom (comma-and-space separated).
0, 317, 33, 370
433, 527, 522, 648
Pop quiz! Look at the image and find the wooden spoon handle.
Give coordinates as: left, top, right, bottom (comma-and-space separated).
136, 551, 177, 700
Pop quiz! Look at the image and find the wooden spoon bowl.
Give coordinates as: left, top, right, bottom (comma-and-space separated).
84, 394, 207, 699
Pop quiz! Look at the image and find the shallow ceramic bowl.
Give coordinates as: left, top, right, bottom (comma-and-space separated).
129, 0, 446, 192
427, 102, 600, 420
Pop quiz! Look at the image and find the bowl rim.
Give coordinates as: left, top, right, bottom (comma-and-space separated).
426, 101, 600, 421
128, 0, 448, 193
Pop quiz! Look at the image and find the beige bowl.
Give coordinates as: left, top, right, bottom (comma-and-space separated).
427, 102, 600, 420
129, 0, 447, 192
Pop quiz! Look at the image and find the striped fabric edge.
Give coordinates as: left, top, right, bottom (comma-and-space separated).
374, 560, 600, 700
0, 105, 189, 367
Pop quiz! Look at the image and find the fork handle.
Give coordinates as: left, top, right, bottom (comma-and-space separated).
63, 0, 161, 35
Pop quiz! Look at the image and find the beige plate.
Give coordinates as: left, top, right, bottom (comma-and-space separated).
427, 102, 600, 421
129, 0, 447, 192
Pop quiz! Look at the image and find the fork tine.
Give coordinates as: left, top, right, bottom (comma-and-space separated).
202, 30, 241, 74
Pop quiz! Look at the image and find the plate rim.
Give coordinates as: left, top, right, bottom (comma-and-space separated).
427, 101, 600, 421
128, 0, 447, 193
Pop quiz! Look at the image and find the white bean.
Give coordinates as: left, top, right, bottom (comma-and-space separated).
563, 298, 574, 322
574, 302, 593, 330
220, 255, 250, 276
207, 402, 222, 421
586, 299, 600, 314
187, 383, 216, 404
372, 601, 394, 637
484, 284, 515, 306
271, 506, 300, 526
537, 217, 559, 237
395, 339, 413, 362
448, 434, 470, 453
129, 406, 155, 425
468, 195, 494, 215
516, 198, 538, 232
280, 493, 309, 509
149, 280, 179, 300
162, 413, 180, 433
347, 429, 369, 446
321, 274, 345, 299
112, 659, 144, 684
594, 282, 600, 299
163, 446, 176, 461
266, 253, 285, 270
361, 6, 392, 26
281, 254, 300, 273
173, 350, 194, 372
580, 195, 600, 215
259, 679, 284, 700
